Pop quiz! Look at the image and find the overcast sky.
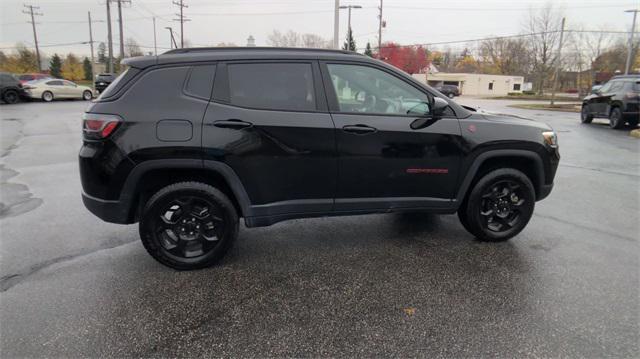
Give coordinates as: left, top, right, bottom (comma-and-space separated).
1, 0, 638, 58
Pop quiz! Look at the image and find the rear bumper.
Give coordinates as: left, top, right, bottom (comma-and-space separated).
82, 191, 132, 224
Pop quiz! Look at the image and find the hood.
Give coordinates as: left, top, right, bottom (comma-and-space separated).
470, 108, 553, 131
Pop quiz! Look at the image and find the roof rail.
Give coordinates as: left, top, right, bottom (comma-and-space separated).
163, 46, 363, 56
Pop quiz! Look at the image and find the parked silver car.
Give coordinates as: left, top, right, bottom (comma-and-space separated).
23, 79, 94, 102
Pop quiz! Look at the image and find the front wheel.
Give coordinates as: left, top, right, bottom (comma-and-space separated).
580, 105, 593, 124
458, 168, 535, 242
82, 90, 92, 101
448, 92, 455, 98
609, 107, 624, 129
3, 90, 19, 104
139, 182, 239, 270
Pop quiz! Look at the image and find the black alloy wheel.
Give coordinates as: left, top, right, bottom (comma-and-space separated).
458, 168, 535, 242
140, 182, 238, 269
3, 90, 19, 104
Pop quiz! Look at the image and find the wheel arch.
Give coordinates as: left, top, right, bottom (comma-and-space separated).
455, 149, 545, 207
119, 159, 252, 223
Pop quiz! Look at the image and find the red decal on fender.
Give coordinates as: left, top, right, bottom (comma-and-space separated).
406, 168, 449, 174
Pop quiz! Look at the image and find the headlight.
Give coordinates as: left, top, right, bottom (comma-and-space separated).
542, 131, 558, 148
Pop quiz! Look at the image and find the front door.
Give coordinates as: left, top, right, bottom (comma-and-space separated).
321, 62, 463, 211
202, 61, 337, 217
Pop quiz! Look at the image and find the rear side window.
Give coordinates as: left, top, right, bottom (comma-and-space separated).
47, 80, 63, 86
227, 63, 316, 111
98, 68, 140, 99
184, 65, 215, 100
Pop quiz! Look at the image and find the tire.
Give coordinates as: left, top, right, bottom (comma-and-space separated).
42, 91, 54, 102
609, 107, 624, 129
458, 168, 535, 242
448, 93, 455, 99
2, 90, 19, 104
82, 90, 92, 101
139, 182, 239, 270
580, 105, 593, 124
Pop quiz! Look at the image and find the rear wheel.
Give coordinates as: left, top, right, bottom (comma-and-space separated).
42, 91, 54, 102
609, 107, 624, 129
458, 168, 535, 242
82, 90, 92, 101
139, 182, 239, 270
580, 105, 593, 124
448, 92, 455, 98
2, 90, 19, 104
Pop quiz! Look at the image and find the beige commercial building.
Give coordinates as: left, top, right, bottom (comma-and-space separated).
412, 72, 525, 96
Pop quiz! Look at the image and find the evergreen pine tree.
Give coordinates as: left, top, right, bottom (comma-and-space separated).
49, 54, 62, 78
364, 42, 373, 57
342, 29, 357, 51
83, 57, 93, 80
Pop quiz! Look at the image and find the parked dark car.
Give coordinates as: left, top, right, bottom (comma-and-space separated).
17, 73, 51, 84
435, 84, 460, 98
0, 72, 26, 104
80, 48, 559, 269
581, 75, 640, 128
94, 73, 116, 93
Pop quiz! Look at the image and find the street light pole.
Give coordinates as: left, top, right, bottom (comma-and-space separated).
624, 9, 639, 75
88, 11, 96, 90
339, 5, 362, 50
333, 0, 340, 49
165, 27, 177, 49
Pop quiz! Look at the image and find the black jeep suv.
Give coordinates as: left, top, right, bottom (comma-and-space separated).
80, 48, 559, 269
581, 75, 640, 129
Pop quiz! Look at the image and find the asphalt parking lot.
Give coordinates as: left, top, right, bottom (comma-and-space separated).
1, 98, 638, 357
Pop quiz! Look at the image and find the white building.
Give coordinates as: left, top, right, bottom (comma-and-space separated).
412, 72, 525, 96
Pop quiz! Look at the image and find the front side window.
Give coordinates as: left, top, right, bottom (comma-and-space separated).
47, 80, 63, 86
227, 63, 316, 111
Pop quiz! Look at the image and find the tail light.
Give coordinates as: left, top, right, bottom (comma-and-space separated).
82, 113, 122, 140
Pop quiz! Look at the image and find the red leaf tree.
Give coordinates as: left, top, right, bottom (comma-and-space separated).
376, 42, 429, 74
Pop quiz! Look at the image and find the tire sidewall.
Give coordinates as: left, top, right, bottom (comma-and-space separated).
3, 90, 19, 104
580, 105, 592, 123
609, 107, 623, 129
42, 91, 53, 102
139, 182, 239, 270
464, 168, 535, 241
82, 90, 92, 100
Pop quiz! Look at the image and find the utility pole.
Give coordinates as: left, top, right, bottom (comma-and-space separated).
153, 16, 157, 56
173, 0, 189, 48
339, 5, 362, 35
116, 0, 131, 60
377, 0, 383, 58
333, 0, 340, 49
165, 27, 177, 49
106, 0, 114, 73
88, 11, 96, 89
550, 17, 565, 106
624, 9, 639, 75
23, 4, 43, 72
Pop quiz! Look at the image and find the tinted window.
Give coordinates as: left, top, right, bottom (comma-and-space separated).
609, 81, 624, 92
184, 65, 215, 99
632, 81, 640, 91
46, 80, 63, 86
99, 68, 139, 99
227, 63, 316, 111
1, 74, 15, 82
327, 63, 430, 116
599, 81, 613, 93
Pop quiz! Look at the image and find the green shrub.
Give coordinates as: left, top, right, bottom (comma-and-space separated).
523, 90, 536, 95
507, 92, 523, 96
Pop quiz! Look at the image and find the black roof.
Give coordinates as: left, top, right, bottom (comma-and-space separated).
122, 47, 368, 69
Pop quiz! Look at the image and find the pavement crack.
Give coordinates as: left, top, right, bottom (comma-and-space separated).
0, 239, 137, 292
560, 162, 640, 179
534, 213, 637, 242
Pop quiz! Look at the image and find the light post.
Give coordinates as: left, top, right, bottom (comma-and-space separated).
339, 5, 362, 37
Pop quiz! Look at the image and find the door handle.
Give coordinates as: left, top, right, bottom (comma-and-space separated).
212, 119, 253, 129
342, 124, 377, 135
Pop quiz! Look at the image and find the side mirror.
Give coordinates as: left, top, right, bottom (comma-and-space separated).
431, 97, 449, 118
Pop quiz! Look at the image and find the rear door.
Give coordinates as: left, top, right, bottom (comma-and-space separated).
202, 61, 337, 217
320, 61, 463, 211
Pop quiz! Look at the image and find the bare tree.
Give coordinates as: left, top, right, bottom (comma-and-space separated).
479, 37, 532, 75
124, 38, 143, 57
525, 3, 563, 94
267, 30, 330, 48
